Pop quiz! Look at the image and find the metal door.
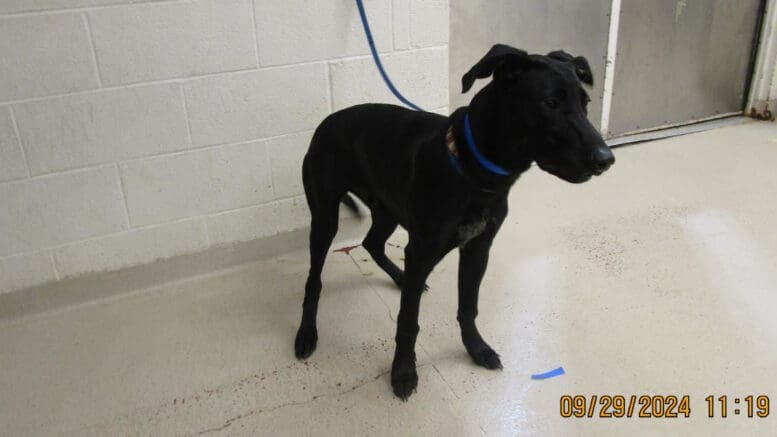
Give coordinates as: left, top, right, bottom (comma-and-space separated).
608, 0, 762, 136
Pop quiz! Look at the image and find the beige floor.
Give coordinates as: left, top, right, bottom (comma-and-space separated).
2, 120, 777, 436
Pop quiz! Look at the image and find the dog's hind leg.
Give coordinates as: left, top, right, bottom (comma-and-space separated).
362, 210, 404, 287
294, 156, 343, 360
363, 209, 429, 291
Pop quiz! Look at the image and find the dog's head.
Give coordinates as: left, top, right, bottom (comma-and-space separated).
462, 44, 614, 183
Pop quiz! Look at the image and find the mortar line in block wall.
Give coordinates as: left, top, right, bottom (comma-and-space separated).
114, 164, 131, 229
406, 0, 413, 49
0, 162, 113, 186
0, 66, 261, 107
265, 139, 278, 200
249, 0, 261, 67
392, 44, 448, 53
0, 215, 220, 262
48, 250, 61, 281
0, 129, 317, 185
201, 216, 212, 247
600, 0, 622, 137
390, 0, 396, 51
7, 106, 31, 178
253, 47, 440, 71
0, 194, 310, 264
205, 194, 307, 219
57, 216, 214, 249
0, 46, 448, 107
326, 62, 335, 113
114, 127, 316, 164
82, 12, 104, 88
0, 0, 190, 18
179, 85, 194, 147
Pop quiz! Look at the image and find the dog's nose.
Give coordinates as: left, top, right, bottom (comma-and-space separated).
591, 145, 615, 175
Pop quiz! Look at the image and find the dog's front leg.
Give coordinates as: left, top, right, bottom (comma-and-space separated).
458, 220, 504, 370
391, 239, 438, 400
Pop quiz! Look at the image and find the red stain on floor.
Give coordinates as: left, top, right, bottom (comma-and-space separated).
333, 244, 360, 255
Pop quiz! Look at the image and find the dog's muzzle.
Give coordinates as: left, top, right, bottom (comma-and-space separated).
591, 145, 615, 175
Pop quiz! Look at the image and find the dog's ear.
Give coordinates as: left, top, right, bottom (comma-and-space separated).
462, 44, 529, 93
547, 50, 594, 86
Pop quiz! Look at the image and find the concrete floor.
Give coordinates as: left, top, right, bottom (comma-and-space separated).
2, 120, 777, 436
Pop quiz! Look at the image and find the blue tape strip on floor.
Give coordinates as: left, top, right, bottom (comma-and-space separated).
531, 366, 565, 380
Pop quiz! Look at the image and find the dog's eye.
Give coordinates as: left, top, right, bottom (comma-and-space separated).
581, 95, 591, 106
543, 98, 559, 109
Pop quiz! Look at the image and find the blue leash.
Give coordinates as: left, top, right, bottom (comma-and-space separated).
355, 0, 424, 112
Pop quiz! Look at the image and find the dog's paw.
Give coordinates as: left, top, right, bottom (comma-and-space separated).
294, 326, 318, 359
470, 347, 503, 370
391, 367, 418, 401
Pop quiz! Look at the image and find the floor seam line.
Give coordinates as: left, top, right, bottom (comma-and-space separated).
345, 250, 462, 405
345, 251, 396, 322
192, 368, 405, 436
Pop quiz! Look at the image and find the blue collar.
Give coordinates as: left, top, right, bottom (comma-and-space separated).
462, 113, 511, 176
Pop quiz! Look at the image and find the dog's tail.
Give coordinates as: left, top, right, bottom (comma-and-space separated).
341, 193, 362, 219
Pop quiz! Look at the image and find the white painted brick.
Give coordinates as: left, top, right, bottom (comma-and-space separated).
0, 1, 130, 14
0, 251, 57, 294
88, 0, 257, 85
0, 107, 28, 182
0, 14, 98, 101
206, 196, 310, 246
410, 0, 449, 48
206, 203, 279, 246
431, 106, 449, 116
275, 196, 312, 233
268, 131, 312, 199
0, 1, 451, 284
184, 65, 329, 147
254, 0, 392, 66
0, 166, 126, 257
330, 47, 448, 111
393, 0, 411, 50
120, 141, 274, 226
53, 218, 209, 278
14, 84, 189, 175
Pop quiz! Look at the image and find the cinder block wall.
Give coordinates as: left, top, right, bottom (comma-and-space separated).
0, 0, 449, 294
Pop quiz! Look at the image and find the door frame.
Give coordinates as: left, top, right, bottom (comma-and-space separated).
747, 0, 777, 117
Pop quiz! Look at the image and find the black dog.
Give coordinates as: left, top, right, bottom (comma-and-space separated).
294, 44, 614, 400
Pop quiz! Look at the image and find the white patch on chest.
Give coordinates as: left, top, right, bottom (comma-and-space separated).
457, 218, 487, 247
